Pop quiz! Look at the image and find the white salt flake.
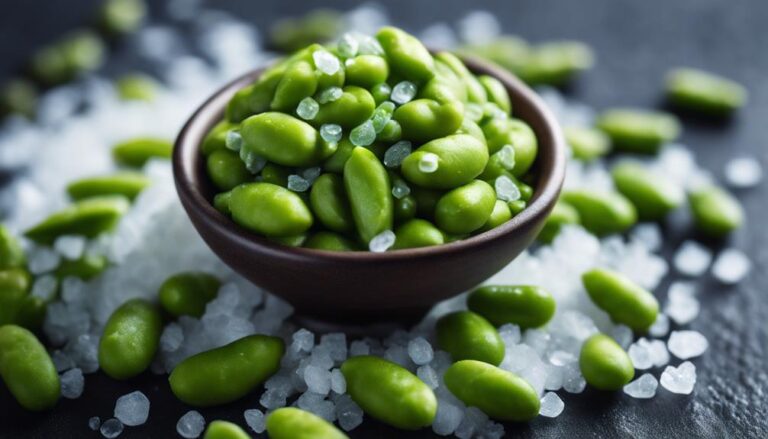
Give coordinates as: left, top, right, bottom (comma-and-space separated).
296, 97, 319, 120
496, 145, 516, 170
407, 337, 434, 365
371, 102, 395, 133
724, 156, 763, 188
648, 339, 670, 367
498, 324, 521, 346
418, 153, 439, 173
432, 400, 464, 435
335, 394, 364, 431
391, 179, 411, 199
383, 141, 412, 168
539, 392, 565, 418
160, 323, 184, 352
100, 418, 124, 439
60, 368, 84, 399
649, 314, 670, 338
244, 409, 265, 433
114, 391, 150, 426
495, 175, 521, 202
177, 411, 205, 439
664, 282, 700, 325
668, 330, 708, 359
673, 241, 712, 276
630, 223, 663, 251
320, 124, 343, 143
313, 50, 341, 75
337, 33, 360, 58
712, 248, 751, 284
369, 230, 395, 252
628, 338, 654, 370
623, 373, 658, 398
331, 368, 346, 394
31, 275, 58, 301
316, 87, 343, 104
350, 120, 375, 146
611, 325, 634, 349
458, 10, 501, 45
391, 81, 418, 104
304, 365, 332, 396
349, 340, 370, 357
54, 235, 86, 260
287, 175, 311, 192
225, 130, 243, 152
292, 328, 315, 353
28, 247, 61, 274
660, 361, 696, 394
417, 364, 439, 389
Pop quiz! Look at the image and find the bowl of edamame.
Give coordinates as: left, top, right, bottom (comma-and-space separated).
173, 27, 566, 322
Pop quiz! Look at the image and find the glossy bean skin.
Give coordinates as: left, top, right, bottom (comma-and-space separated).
444, 360, 540, 422
537, 200, 580, 243
260, 163, 291, 187
0, 325, 60, 411
207, 150, 252, 191
0, 268, 31, 325
343, 147, 393, 243
169, 335, 284, 407
582, 268, 659, 332
579, 334, 634, 391
393, 99, 464, 143
98, 299, 162, 380
313, 86, 376, 128
229, 183, 313, 237
376, 27, 434, 82
213, 192, 231, 215
203, 420, 252, 439
516, 42, 594, 86
271, 60, 318, 112
393, 219, 444, 249
401, 134, 488, 190
435, 52, 487, 104
159, 272, 221, 318
54, 254, 107, 280
560, 189, 637, 236
304, 231, 357, 251
112, 137, 173, 167
66, 172, 150, 201
689, 185, 744, 237
201, 121, 236, 156
597, 108, 680, 154
436, 311, 505, 365
478, 199, 512, 232
564, 125, 610, 161
666, 68, 747, 115
345, 55, 389, 88
482, 118, 538, 175
266, 407, 349, 439
611, 162, 684, 220
468, 285, 556, 328
435, 180, 496, 234
116, 73, 156, 102
309, 174, 354, 233
341, 355, 437, 430
478, 75, 511, 114
0, 225, 26, 269
240, 112, 323, 167
226, 64, 285, 123
24, 196, 130, 245
393, 195, 417, 223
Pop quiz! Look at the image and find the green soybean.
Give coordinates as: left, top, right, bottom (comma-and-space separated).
213, 192, 231, 215
99, 299, 162, 380
0, 225, 25, 269
689, 185, 744, 237
0, 325, 60, 411
579, 333, 634, 391
260, 163, 291, 187
537, 200, 580, 243
309, 174, 354, 233
482, 118, 538, 175
344, 147, 393, 243
0, 78, 37, 118
393, 219, 444, 249
611, 162, 684, 220
437, 311, 505, 365
468, 285, 556, 328
202, 121, 235, 156
435, 52, 487, 104
564, 125, 610, 161
560, 189, 637, 236
100, 0, 146, 35
67, 172, 150, 201
112, 137, 173, 167
14, 295, 47, 330
393, 99, 464, 143
508, 199, 527, 215
203, 420, 251, 439
241, 112, 324, 167
270, 60, 318, 112
229, 183, 313, 237
582, 268, 659, 332
345, 55, 389, 88
401, 134, 488, 189
479, 200, 512, 232
169, 335, 284, 406
25, 196, 130, 244
266, 407, 348, 439
304, 232, 356, 251
444, 360, 540, 422
517, 41, 594, 86
666, 68, 747, 115
0, 268, 31, 325
159, 272, 221, 318
478, 75, 511, 114
597, 108, 680, 154
393, 194, 417, 222
269, 10, 343, 53
314, 86, 376, 128
54, 254, 107, 280
207, 149, 252, 191
376, 27, 435, 82
226, 64, 285, 123
115, 73, 157, 102
341, 355, 437, 430
435, 180, 496, 234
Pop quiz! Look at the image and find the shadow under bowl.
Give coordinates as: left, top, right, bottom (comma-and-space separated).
173, 54, 566, 324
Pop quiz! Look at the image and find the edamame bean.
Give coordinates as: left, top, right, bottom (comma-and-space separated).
401, 134, 488, 189
482, 118, 538, 174
435, 180, 496, 234
116, 73, 157, 102
310, 174, 354, 233
230, 183, 313, 237
0, 225, 25, 269
341, 355, 437, 429
112, 137, 173, 167
611, 162, 684, 220
25, 196, 130, 245
207, 150, 252, 191
456, 118, 486, 143
343, 147, 393, 243
437, 311, 505, 365
313, 86, 375, 128
241, 112, 325, 167
99, 298, 162, 379
508, 199, 527, 215
0, 325, 60, 411
203, 420, 251, 439
377, 119, 402, 142
537, 200, 580, 243
213, 191, 231, 214
14, 295, 47, 330
478, 200, 512, 232
597, 108, 680, 154
169, 335, 284, 406
227, 65, 285, 123
202, 121, 236, 156
468, 285, 556, 328
582, 268, 659, 332
689, 185, 744, 237
560, 189, 636, 236
266, 407, 348, 439
517, 42, 594, 86
666, 68, 747, 115
444, 360, 540, 422
270, 60, 318, 112
393, 99, 464, 143
100, 0, 146, 35
159, 272, 221, 318
304, 231, 356, 251
579, 333, 634, 391
435, 52, 487, 104
345, 55, 389, 88
376, 27, 435, 82
458, 36, 530, 74
478, 75, 511, 114
261, 163, 291, 187
55, 254, 108, 280
0, 78, 37, 119
564, 125, 610, 161
393, 194, 417, 222
393, 219, 444, 249
269, 10, 344, 53
0, 268, 31, 325
66, 172, 151, 201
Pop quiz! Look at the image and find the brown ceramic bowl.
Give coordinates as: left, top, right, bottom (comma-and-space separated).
173, 54, 566, 324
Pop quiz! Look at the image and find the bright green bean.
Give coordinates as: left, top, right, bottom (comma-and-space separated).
266, 407, 348, 439
436, 311, 505, 365
579, 333, 634, 391
0, 325, 60, 411
99, 298, 162, 379
582, 268, 659, 332
468, 285, 556, 328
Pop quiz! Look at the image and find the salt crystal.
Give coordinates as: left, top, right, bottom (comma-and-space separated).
458, 10, 501, 45
630, 223, 663, 251
623, 373, 658, 398
296, 97, 319, 120
383, 141, 412, 168
664, 282, 700, 325
498, 324, 521, 346
320, 124, 343, 143
418, 153, 439, 173
243, 409, 265, 433
331, 368, 346, 394
100, 418, 124, 439
455, 406, 488, 439
114, 391, 150, 426
316, 87, 343, 104
31, 275, 58, 301
712, 248, 751, 284
392, 179, 411, 199
337, 33, 360, 58
54, 235, 86, 260
496, 145, 516, 170
88, 416, 101, 431
649, 314, 670, 338
52, 350, 75, 372
562, 371, 586, 394
350, 120, 375, 146
302, 167, 322, 184
611, 325, 634, 349
335, 394, 364, 431
660, 361, 696, 394
432, 400, 464, 435
648, 339, 670, 367
407, 337, 434, 365
390, 81, 417, 104
319, 333, 347, 362
628, 338, 654, 370
384, 344, 412, 368
371, 102, 395, 133
297, 391, 335, 421
369, 230, 395, 252
259, 388, 286, 409
668, 330, 708, 359
417, 364, 439, 389
60, 368, 84, 399
724, 156, 763, 188
356, 34, 384, 56
287, 175, 310, 192
292, 328, 315, 353
304, 365, 332, 395
539, 392, 565, 418
28, 247, 61, 274
495, 175, 521, 202
160, 324, 184, 352
349, 340, 370, 357
177, 411, 205, 439
673, 241, 712, 276
240, 149, 266, 174
548, 350, 577, 367
523, 328, 550, 356
225, 130, 243, 152
313, 50, 341, 75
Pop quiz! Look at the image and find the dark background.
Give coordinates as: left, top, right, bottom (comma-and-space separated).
1, 0, 766, 437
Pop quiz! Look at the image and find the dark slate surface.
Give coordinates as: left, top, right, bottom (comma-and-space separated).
1, 0, 766, 437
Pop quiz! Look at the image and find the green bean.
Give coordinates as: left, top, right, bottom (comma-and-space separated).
343, 147, 393, 243
0, 268, 31, 325
517, 41, 594, 86
269, 10, 343, 53
393, 219, 444, 249
266, 407, 348, 439
260, 163, 291, 187
54, 254, 108, 280
393, 99, 464, 143
213, 191, 231, 215
401, 134, 488, 189
579, 333, 634, 390
582, 268, 659, 332
313, 86, 375, 128
482, 118, 538, 175
468, 285, 556, 328
66, 172, 150, 201
310, 174, 354, 233
207, 150, 252, 191
478, 200, 512, 232
116, 74, 157, 102
435, 180, 496, 234
611, 162, 684, 220
202, 121, 236, 156
0, 325, 60, 411
304, 231, 356, 251
597, 108, 680, 154
203, 420, 252, 439
241, 112, 326, 167
159, 272, 221, 318
100, 0, 147, 35
226, 64, 285, 123
393, 194, 417, 223
376, 27, 435, 82
271, 60, 318, 112
99, 299, 162, 379
0, 225, 26, 269
229, 183, 313, 237
564, 125, 610, 161
435, 52, 487, 104
560, 189, 636, 236
666, 68, 747, 115
478, 75, 511, 114
112, 137, 173, 167
345, 55, 389, 88
437, 311, 505, 365
537, 199, 580, 243
24, 196, 130, 245
0, 78, 37, 119
689, 184, 744, 237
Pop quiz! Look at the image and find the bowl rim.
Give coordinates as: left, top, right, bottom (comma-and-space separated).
173, 52, 566, 263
